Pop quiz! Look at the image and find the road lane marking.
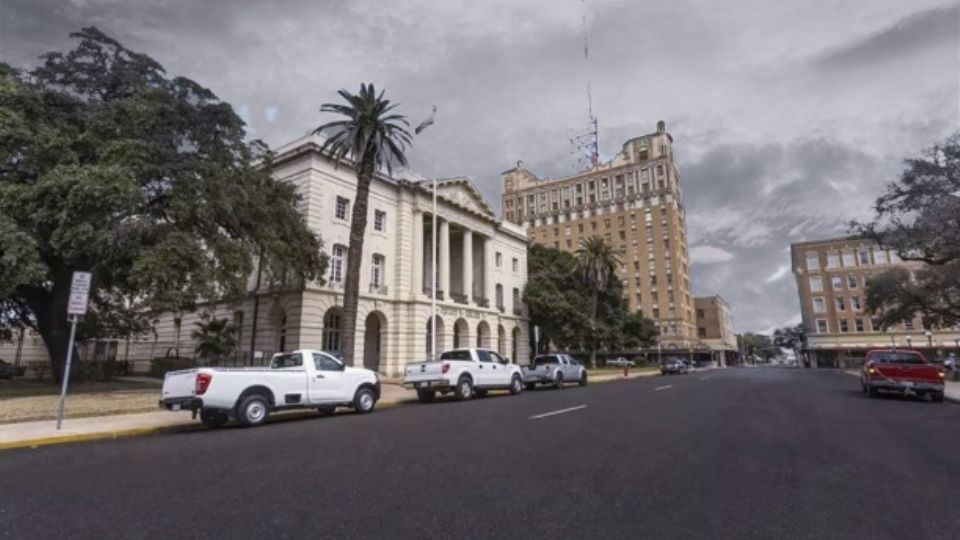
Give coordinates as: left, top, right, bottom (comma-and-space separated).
654, 385, 673, 391
528, 404, 588, 420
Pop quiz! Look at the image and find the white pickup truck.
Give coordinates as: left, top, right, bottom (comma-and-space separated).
403, 348, 524, 402
160, 349, 381, 428
521, 353, 588, 390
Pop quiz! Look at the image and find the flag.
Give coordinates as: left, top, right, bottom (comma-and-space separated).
415, 105, 437, 135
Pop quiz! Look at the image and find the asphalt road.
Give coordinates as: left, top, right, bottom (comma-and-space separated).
2, 368, 959, 539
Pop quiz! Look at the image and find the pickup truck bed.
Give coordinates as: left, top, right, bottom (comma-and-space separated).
861, 349, 945, 402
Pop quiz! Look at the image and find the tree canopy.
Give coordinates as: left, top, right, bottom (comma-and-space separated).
0, 28, 326, 381
853, 133, 960, 329
523, 243, 658, 355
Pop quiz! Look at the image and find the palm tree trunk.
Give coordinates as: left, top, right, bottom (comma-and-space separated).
590, 290, 598, 369
339, 158, 375, 366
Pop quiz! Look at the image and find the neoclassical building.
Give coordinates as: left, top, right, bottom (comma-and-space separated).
139, 134, 530, 376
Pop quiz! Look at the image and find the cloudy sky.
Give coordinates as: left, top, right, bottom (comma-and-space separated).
3, 0, 957, 333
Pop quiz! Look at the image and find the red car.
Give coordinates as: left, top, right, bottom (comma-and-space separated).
860, 349, 946, 402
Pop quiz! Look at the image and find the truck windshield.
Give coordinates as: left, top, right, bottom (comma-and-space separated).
271, 353, 303, 369
534, 355, 560, 365
439, 350, 472, 361
872, 353, 926, 365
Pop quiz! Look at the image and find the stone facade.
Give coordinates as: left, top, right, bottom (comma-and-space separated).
500, 122, 696, 345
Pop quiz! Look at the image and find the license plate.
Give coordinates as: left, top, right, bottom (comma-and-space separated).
171, 403, 181, 411
416, 382, 428, 388
902, 381, 914, 387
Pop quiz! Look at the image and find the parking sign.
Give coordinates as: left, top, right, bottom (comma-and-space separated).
67, 272, 92, 315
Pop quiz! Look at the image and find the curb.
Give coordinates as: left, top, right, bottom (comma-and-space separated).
0, 371, 671, 451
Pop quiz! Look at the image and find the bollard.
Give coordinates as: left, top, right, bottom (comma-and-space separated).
623, 365, 628, 377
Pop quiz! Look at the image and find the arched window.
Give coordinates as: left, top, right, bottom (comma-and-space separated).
323, 309, 342, 352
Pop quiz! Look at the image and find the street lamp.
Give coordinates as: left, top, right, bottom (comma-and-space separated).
906, 335, 912, 349
924, 330, 933, 348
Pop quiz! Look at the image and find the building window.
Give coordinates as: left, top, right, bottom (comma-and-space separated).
816, 319, 828, 333
826, 253, 840, 268
851, 296, 861, 311
322, 311, 341, 352
698, 327, 706, 338
873, 249, 888, 264
839, 319, 849, 333
858, 249, 871, 265
335, 196, 349, 220
374, 210, 386, 231
370, 254, 385, 289
832, 276, 843, 290
809, 276, 823, 292
578, 224, 584, 233
495, 284, 504, 310
835, 297, 845, 311
495, 252, 502, 267
806, 253, 820, 271
904, 320, 914, 330
847, 275, 857, 289
331, 244, 346, 283
855, 318, 865, 332
512, 258, 518, 272
813, 297, 826, 313
842, 251, 856, 267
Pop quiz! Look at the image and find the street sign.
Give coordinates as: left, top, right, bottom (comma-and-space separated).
67, 271, 92, 315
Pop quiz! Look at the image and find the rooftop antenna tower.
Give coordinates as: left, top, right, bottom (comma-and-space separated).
569, 0, 599, 170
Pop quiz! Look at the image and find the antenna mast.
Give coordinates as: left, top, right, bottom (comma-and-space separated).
570, 0, 599, 170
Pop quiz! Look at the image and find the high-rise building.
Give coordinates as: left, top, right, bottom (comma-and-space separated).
790, 236, 958, 368
501, 121, 696, 345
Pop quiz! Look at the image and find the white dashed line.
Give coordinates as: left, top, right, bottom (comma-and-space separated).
528, 404, 588, 420
655, 385, 673, 391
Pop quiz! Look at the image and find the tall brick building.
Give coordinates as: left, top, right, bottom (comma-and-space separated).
501, 121, 696, 345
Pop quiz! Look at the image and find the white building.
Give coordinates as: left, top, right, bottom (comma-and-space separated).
152, 134, 530, 376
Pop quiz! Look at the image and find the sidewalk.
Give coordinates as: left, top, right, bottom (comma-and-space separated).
0, 383, 417, 450
0, 368, 684, 451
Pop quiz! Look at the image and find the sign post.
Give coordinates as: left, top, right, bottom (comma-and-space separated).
57, 271, 91, 430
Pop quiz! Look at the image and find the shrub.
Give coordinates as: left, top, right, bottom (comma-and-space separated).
149, 357, 197, 379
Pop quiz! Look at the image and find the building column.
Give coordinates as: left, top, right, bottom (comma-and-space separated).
412, 210, 424, 297
483, 236, 494, 305
462, 229, 473, 303
439, 218, 450, 298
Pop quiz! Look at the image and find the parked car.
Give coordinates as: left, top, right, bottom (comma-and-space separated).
403, 348, 524, 402
606, 357, 636, 368
661, 358, 689, 375
522, 354, 587, 389
160, 349, 381, 428
860, 349, 945, 402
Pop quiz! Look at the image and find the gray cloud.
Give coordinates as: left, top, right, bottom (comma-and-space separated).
2, 0, 957, 333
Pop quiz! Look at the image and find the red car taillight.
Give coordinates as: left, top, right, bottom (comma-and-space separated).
441, 362, 450, 374
195, 373, 212, 395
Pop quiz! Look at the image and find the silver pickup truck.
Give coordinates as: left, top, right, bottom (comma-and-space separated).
521, 354, 588, 390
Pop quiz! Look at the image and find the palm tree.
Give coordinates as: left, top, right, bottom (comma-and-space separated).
575, 236, 622, 368
315, 84, 412, 366
192, 316, 238, 365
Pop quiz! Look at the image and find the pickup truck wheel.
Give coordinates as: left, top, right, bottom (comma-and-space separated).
199, 409, 229, 428
579, 372, 588, 387
353, 387, 377, 414
509, 375, 523, 395
553, 372, 564, 389
317, 406, 337, 416
416, 389, 436, 403
236, 394, 270, 427
931, 391, 944, 403
525, 382, 536, 391
454, 376, 473, 400
867, 385, 879, 398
